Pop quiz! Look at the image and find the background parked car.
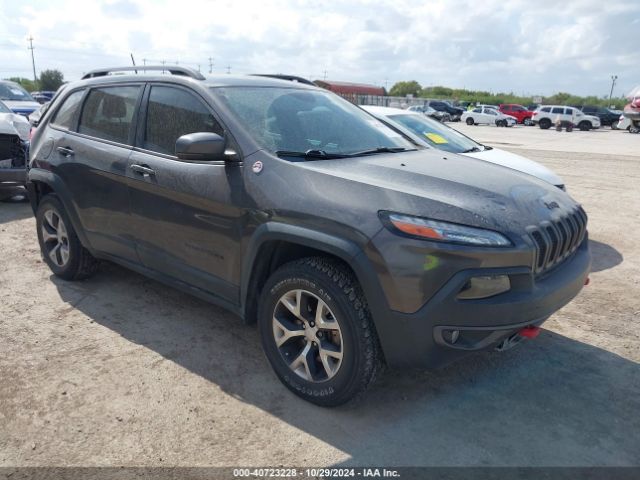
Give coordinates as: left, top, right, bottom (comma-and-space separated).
30, 91, 56, 104
363, 105, 565, 189
407, 105, 451, 122
425, 100, 464, 121
0, 99, 29, 198
579, 105, 621, 127
532, 106, 601, 131
462, 106, 516, 127
613, 114, 631, 131
0, 80, 41, 117
499, 104, 535, 125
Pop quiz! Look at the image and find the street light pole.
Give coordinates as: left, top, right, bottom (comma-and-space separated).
609, 75, 618, 102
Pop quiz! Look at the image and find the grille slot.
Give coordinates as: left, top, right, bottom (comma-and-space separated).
530, 208, 587, 274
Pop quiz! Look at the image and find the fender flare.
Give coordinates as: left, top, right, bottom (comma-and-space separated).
27, 168, 94, 252
240, 222, 395, 356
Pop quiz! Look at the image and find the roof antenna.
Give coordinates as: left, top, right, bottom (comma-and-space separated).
130, 53, 138, 74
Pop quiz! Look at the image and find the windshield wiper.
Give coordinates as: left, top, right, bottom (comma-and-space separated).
343, 146, 414, 157
462, 146, 482, 153
275, 149, 347, 160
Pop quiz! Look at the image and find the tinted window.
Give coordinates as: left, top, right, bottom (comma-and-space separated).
51, 90, 85, 130
388, 113, 480, 154
78, 86, 141, 144
0, 82, 35, 102
551, 107, 564, 114
564, 108, 574, 115
472, 108, 482, 113
541, 107, 551, 113
144, 86, 223, 155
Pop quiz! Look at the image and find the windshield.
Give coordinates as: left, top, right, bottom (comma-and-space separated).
0, 83, 35, 102
387, 113, 481, 154
213, 87, 413, 157
0, 100, 11, 113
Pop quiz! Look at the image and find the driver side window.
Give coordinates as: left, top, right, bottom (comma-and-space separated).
144, 86, 223, 156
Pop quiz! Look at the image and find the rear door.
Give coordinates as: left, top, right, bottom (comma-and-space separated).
46, 84, 143, 262
126, 83, 245, 304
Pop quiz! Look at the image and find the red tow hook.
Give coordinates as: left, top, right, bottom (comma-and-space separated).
584, 277, 590, 286
519, 326, 541, 339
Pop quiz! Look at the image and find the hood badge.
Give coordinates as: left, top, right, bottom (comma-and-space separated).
252, 161, 263, 174
544, 201, 560, 210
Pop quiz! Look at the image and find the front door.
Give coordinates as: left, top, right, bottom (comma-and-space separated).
126, 84, 245, 304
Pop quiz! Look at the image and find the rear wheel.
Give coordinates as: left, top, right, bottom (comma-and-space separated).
36, 195, 99, 280
466, 117, 474, 125
539, 118, 551, 129
258, 257, 382, 406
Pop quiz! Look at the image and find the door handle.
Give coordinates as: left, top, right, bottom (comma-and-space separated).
130, 164, 156, 176
56, 146, 74, 157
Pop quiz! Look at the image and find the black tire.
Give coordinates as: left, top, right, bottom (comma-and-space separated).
578, 121, 591, 131
258, 257, 382, 407
36, 194, 99, 280
539, 118, 551, 129
465, 117, 474, 125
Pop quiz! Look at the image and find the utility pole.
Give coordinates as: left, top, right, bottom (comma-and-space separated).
609, 75, 618, 102
27, 36, 37, 84
323, 69, 327, 81
209, 57, 214, 74
142, 58, 147, 66
226, 64, 231, 74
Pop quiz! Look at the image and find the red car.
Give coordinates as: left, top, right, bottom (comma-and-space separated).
499, 104, 534, 126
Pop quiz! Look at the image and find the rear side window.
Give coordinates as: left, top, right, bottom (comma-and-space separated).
51, 90, 85, 130
551, 107, 564, 114
143, 86, 223, 156
78, 86, 141, 144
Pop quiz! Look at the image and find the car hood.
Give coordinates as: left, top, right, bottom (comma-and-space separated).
2, 100, 41, 114
0, 113, 30, 141
294, 149, 578, 236
462, 147, 564, 187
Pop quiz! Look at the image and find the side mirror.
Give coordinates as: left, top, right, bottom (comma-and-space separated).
175, 132, 227, 161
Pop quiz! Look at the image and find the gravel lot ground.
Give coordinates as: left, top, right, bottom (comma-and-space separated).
1, 125, 639, 469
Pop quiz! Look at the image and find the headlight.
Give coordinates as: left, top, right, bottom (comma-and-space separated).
380, 212, 512, 246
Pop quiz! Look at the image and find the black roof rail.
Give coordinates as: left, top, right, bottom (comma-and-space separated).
251, 74, 316, 86
81, 65, 205, 81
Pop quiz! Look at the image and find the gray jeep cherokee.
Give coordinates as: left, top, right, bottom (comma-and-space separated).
27, 66, 591, 406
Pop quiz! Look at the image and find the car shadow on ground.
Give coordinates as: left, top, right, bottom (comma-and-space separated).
589, 239, 623, 273
52, 262, 640, 466
0, 196, 32, 224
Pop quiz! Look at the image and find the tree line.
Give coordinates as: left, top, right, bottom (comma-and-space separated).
388, 80, 628, 109
4, 69, 65, 92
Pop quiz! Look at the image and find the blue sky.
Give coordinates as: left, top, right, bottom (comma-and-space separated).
0, 0, 638, 97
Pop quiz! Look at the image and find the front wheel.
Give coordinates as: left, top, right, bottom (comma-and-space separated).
258, 257, 382, 406
539, 118, 551, 129
465, 117, 474, 125
578, 121, 591, 131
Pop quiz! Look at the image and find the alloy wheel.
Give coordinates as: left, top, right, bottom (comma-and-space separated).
41, 209, 70, 267
272, 289, 344, 382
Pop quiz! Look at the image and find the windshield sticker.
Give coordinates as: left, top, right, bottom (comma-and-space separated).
10, 89, 25, 96
424, 132, 448, 144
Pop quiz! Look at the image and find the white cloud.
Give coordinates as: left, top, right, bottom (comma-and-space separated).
0, 0, 638, 96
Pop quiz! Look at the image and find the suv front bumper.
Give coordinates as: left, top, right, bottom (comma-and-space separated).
363, 238, 590, 369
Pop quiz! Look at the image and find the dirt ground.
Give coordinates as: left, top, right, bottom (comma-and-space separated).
1, 125, 639, 468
